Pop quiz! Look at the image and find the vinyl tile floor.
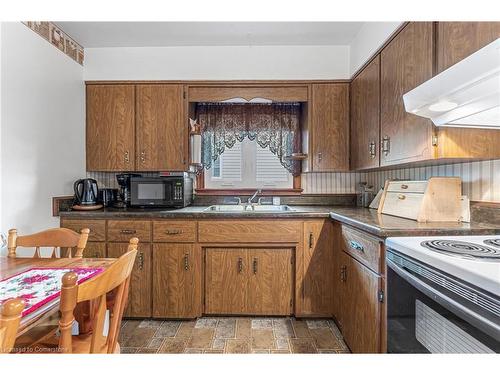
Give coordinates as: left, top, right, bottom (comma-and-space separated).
119, 317, 350, 354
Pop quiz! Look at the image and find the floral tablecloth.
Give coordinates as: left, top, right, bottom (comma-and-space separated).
0, 267, 103, 316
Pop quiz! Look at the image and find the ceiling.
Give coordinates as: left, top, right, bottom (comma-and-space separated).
55, 22, 365, 48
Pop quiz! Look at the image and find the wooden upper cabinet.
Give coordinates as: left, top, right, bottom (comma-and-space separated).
152, 243, 201, 318
310, 83, 349, 172
350, 56, 380, 170
380, 22, 435, 167
297, 220, 334, 317
136, 84, 186, 171
86, 85, 135, 171
437, 22, 500, 73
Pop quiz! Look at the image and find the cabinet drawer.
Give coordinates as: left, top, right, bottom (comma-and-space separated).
61, 219, 106, 242
381, 192, 424, 220
386, 181, 427, 193
198, 220, 302, 243
107, 220, 151, 242
153, 221, 197, 242
341, 225, 382, 273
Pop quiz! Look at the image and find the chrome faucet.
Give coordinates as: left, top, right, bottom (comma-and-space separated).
248, 189, 262, 205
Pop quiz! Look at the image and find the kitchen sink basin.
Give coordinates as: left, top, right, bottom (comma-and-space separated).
204, 205, 295, 212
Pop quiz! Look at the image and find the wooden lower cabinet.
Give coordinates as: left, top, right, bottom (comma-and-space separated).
107, 242, 152, 318
338, 251, 382, 353
204, 248, 293, 315
297, 220, 334, 317
82, 242, 106, 258
152, 243, 201, 318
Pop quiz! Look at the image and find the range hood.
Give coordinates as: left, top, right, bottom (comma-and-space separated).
403, 38, 500, 129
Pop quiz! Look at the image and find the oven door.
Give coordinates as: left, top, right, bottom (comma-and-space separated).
130, 178, 172, 207
386, 249, 500, 353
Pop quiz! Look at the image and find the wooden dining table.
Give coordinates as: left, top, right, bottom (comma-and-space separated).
0, 256, 116, 337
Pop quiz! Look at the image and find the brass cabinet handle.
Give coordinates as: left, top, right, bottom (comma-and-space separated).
138, 252, 144, 270
318, 152, 323, 163
340, 265, 347, 282
120, 229, 137, 234
184, 254, 189, 271
308, 232, 314, 249
401, 184, 409, 189
253, 258, 258, 274
349, 240, 364, 252
124, 151, 130, 163
140, 151, 146, 164
369, 142, 376, 159
238, 257, 243, 273
165, 229, 182, 235
381, 136, 391, 156
398, 194, 406, 200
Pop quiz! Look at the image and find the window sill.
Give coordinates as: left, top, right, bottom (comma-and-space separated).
195, 188, 303, 196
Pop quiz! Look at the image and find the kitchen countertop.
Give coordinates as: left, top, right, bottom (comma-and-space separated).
59, 205, 499, 237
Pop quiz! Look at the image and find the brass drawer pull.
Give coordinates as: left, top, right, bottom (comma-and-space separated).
253, 258, 258, 274
238, 257, 243, 273
401, 184, 408, 189
308, 232, 314, 249
120, 229, 137, 234
349, 240, 364, 252
165, 229, 183, 235
398, 194, 406, 200
184, 254, 189, 271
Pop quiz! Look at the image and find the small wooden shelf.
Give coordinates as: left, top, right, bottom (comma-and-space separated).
284, 153, 308, 161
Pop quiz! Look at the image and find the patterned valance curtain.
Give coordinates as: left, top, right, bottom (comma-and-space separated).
196, 103, 302, 176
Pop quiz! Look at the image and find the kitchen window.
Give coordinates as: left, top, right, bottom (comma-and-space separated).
205, 138, 293, 189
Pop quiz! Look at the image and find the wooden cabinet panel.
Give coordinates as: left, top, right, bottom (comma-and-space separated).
437, 22, 500, 73
60, 219, 106, 242
153, 220, 197, 243
152, 243, 201, 318
340, 253, 382, 353
198, 220, 301, 243
108, 242, 151, 318
380, 22, 434, 166
205, 248, 247, 314
107, 220, 151, 243
82, 242, 106, 258
350, 56, 380, 170
188, 86, 309, 102
297, 220, 334, 317
136, 85, 186, 171
310, 83, 349, 171
341, 225, 382, 274
247, 249, 293, 315
86, 85, 135, 171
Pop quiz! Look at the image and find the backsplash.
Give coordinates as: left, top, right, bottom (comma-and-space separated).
88, 159, 500, 203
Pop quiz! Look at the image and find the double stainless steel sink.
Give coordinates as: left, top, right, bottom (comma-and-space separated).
204, 204, 295, 213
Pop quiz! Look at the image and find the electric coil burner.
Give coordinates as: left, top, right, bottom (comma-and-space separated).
484, 239, 500, 248
420, 239, 500, 260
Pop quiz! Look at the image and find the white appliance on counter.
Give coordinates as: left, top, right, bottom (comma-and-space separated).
403, 38, 500, 129
385, 235, 500, 353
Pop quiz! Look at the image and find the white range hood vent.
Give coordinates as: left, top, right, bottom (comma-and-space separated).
403, 38, 500, 129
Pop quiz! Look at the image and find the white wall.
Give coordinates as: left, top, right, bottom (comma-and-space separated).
83, 45, 350, 80
0, 22, 85, 236
349, 22, 402, 75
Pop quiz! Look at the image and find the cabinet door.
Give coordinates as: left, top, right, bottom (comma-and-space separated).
297, 220, 334, 316
107, 243, 151, 318
311, 83, 349, 172
437, 22, 500, 73
86, 85, 135, 171
136, 84, 186, 171
247, 249, 293, 315
152, 243, 201, 318
380, 22, 434, 166
350, 56, 380, 170
341, 253, 382, 353
82, 242, 106, 258
205, 248, 247, 314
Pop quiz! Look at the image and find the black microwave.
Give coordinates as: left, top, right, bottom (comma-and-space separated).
129, 173, 193, 208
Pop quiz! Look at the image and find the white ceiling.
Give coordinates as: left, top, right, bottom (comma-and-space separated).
55, 22, 365, 48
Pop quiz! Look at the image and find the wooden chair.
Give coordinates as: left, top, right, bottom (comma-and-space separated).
0, 299, 25, 353
32, 238, 139, 354
7, 227, 90, 258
